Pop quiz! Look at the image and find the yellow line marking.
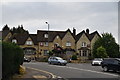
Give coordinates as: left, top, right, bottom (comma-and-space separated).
33, 75, 47, 78
27, 67, 56, 78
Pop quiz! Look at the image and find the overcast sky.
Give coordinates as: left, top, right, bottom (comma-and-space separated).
0, 2, 118, 43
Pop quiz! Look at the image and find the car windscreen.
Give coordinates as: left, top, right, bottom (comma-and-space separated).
56, 57, 63, 60
94, 58, 103, 61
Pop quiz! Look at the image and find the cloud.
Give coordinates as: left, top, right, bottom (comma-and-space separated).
1, 2, 118, 42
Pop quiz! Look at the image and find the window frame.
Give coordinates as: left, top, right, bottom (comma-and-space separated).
12, 39, 17, 43
26, 41, 33, 45
66, 41, 71, 47
44, 34, 48, 38
44, 42, 48, 46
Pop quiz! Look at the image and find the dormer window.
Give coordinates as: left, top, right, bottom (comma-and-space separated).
26, 41, 33, 45
12, 39, 17, 43
56, 36, 59, 39
82, 42, 87, 47
44, 34, 48, 38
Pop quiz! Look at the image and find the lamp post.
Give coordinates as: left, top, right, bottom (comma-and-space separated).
45, 22, 49, 53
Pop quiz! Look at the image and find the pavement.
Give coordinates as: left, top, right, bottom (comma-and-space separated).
12, 65, 65, 80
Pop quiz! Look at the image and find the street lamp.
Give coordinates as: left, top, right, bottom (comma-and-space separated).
45, 22, 49, 53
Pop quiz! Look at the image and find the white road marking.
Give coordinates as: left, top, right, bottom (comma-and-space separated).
67, 67, 119, 77
48, 65, 119, 77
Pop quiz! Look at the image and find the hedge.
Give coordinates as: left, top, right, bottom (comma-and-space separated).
2, 42, 24, 80
72, 55, 77, 60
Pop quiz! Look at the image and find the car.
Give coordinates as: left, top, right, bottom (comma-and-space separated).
24, 57, 31, 62
101, 58, 120, 72
48, 57, 67, 66
91, 58, 103, 66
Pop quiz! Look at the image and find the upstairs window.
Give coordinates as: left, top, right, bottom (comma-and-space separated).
82, 42, 87, 47
66, 41, 71, 47
55, 43, 59, 47
44, 34, 48, 38
26, 41, 33, 45
56, 36, 59, 39
12, 39, 17, 43
44, 42, 48, 46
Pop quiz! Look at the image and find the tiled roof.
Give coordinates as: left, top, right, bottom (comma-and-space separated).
10, 33, 37, 45
2, 30, 11, 40
88, 31, 101, 41
75, 30, 86, 43
75, 30, 100, 43
29, 34, 37, 45
78, 47, 90, 50
3, 28, 100, 44
11, 33, 29, 45
37, 29, 73, 42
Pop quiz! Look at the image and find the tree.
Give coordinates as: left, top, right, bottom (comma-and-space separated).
2, 24, 10, 31
96, 46, 108, 58
10, 25, 29, 34
2, 42, 24, 80
93, 33, 120, 58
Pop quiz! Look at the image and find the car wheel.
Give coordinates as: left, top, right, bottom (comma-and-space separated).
58, 62, 61, 65
103, 66, 109, 72
48, 62, 51, 64
64, 64, 67, 66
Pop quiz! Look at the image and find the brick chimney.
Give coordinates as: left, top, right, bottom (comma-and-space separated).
73, 27, 76, 35
86, 29, 89, 34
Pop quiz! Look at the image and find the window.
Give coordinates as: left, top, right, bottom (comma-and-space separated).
40, 42, 43, 46
55, 43, 59, 46
66, 41, 71, 47
44, 50, 48, 55
56, 36, 59, 39
82, 42, 87, 47
26, 41, 33, 45
12, 39, 17, 43
83, 51, 87, 56
44, 42, 48, 46
79, 50, 82, 56
24, 49, 34, 55
44, 34, 48, 38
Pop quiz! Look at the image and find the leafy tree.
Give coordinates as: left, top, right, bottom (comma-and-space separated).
72, 55, 77, 60
10, 25, 28, 34
2, 24, 10, 31
2, 42, 24, 80
48, 51, 54, 56
93, 33, 120, 58
96, 46, 108, 58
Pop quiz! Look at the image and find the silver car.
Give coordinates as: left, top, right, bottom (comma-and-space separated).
48, 57, 67, 66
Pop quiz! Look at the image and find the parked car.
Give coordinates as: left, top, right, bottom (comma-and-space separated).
91, 58, 103, 66
101, 58, 120, 72
24, 57, 31, 62
48, 57, 67, 66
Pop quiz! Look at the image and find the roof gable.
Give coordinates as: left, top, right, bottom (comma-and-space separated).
88, 31, 101, 41
10, 33, 29, 45
37, 30, 66, 42
75, 30, 86, 43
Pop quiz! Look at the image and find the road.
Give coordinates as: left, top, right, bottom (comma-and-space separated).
23, 62, 120, 80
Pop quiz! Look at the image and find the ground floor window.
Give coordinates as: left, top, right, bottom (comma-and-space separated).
79, 50, 88, 57
83, 51, 87, 56
24, 49, 35, 55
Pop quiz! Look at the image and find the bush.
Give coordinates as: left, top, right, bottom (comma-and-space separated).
2, 42, 24, 80
72, 55, 77, 60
